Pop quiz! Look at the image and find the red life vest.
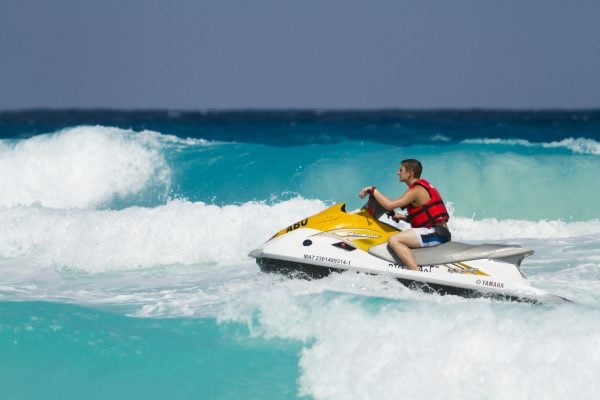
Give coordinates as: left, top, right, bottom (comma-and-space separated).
405, 179, 449, 228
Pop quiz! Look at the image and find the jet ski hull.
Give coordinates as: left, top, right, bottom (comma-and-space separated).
255, 256, 563, 303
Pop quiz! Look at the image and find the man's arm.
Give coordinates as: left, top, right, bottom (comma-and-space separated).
359, 186, 416, 210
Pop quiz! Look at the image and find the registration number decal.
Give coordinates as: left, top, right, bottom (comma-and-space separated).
303, 254, 351, 266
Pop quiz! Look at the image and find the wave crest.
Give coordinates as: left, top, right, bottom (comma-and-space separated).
463, 137, 600, 155
0, 198, 326, 272
0, 126, 175, 209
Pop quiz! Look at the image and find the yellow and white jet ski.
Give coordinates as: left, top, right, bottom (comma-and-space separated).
249, 196, 569, 304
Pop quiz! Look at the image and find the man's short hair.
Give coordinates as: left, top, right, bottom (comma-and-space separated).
401, 159, 422, 178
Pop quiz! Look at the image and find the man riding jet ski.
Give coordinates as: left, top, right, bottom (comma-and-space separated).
358, 159, 451, 271
249, 160, 569, 304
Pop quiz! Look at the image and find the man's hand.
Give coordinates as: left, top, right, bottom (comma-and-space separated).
358, 186, 374, 199
388, 212, 406, 222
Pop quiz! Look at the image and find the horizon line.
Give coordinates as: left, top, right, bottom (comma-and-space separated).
2, 107, 600, 114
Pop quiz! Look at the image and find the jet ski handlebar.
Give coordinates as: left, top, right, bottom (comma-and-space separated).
362, 194, 396, 220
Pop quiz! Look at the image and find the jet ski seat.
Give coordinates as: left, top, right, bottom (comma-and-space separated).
368, 241, 534, 266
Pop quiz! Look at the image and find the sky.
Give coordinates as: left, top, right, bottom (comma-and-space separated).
1, 0, 600, 110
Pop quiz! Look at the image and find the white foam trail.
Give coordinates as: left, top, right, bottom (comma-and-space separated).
0, 126, 173, 209
463, 137, 600, 155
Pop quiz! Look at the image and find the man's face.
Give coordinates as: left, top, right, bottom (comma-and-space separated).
397, 165, 411, 182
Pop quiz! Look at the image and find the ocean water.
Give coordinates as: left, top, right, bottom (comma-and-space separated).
1, 110, 600, 399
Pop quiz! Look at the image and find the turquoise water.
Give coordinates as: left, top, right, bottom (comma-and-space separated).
1, 110, 600, 399
0, 301, 301, 400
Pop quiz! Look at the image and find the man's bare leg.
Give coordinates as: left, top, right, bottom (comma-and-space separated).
388, 230, 421, 271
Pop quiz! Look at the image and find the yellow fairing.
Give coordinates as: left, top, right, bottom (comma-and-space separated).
269, 203, 399, 251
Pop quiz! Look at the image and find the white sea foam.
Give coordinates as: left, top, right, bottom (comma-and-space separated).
0, 198, 599, 274
215, 270, 600, 400
463, 136, 600, 155
543, 137, 600, 155
0, 126, 177, 209
0, 197, 326, 272
463, 138, 534, 147
450, 216, 600, 240
430, 134, 451, 142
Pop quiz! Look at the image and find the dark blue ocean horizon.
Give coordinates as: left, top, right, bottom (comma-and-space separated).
2, 109, 600, 145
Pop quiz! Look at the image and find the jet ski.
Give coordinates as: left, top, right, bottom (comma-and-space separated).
249, 196, 569, 304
